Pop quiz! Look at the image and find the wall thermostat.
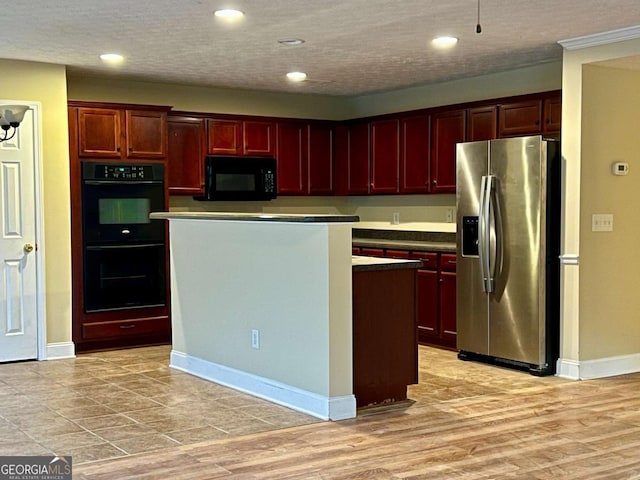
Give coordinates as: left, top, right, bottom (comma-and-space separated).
612, 162, 629, 176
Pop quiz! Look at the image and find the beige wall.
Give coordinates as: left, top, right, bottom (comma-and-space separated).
67, 75, 352, 120
0, 59, 71, 345
560, 36, 640, 367
579, 65, 640, 359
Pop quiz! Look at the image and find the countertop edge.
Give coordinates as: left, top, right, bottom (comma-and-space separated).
150, 212, 360, 223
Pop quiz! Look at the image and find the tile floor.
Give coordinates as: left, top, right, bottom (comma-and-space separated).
0, 345, 319, 464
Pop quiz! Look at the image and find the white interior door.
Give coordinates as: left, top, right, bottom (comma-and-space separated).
0, 107, 38, 362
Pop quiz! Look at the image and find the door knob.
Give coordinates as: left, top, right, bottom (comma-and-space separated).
24, 243, 34, 253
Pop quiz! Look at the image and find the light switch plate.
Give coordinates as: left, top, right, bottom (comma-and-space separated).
592, 214, 613, 232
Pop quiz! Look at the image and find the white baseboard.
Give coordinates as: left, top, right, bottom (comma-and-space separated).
170, 350, 356, 421
45, 342, 76, 360
557, 353, 640, 380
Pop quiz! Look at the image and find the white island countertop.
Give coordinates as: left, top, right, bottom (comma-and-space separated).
351, 255, 423, 271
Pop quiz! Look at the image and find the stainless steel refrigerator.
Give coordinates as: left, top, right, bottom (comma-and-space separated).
455, 135, 560, 376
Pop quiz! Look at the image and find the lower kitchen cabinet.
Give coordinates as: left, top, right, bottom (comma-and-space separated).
361, 248, 457, 350
438, 253, 457, 348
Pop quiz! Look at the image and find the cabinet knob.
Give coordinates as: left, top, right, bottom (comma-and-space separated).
116, 146, 121, 152
128, 146, 133, 151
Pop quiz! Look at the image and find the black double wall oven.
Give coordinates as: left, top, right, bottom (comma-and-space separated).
81, 162, 166, 313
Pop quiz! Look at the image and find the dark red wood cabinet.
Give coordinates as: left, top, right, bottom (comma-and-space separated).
347, 122, 371, 194
276, 121, 307, 195
467, 106, 497, 141
430, 109, 466, 193
438, 253, 457, 347
207, 118, 275, 156
370, 119, 400, 194
167, 116, 206, 195
308, 123, 334, 195
77, 107, 167, 160
400, 114, 430, 194
497, 93, 561, 137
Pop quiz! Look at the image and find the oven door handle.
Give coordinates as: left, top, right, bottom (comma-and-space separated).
83, 180, 163, 186
85, 243, 164, 250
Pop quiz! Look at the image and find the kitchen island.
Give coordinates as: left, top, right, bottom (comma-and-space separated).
151, 212, 420, 420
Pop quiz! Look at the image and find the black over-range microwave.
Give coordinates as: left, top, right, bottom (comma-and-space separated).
196, 155, 277, 201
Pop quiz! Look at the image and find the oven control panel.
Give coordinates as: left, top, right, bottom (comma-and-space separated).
98, 165, 153, 180
82, 163, 164, 182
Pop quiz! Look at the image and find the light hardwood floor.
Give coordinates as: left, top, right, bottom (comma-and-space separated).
75, 347, 640, 479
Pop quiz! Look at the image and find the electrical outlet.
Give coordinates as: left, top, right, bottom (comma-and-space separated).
251, 329, 260, 349
591, 214, 613, 232
446, 208, 454, 223
392, 212, 400, 225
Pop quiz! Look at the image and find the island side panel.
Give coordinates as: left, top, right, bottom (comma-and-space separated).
352, 268, 418, 407
167, 218, 352, 401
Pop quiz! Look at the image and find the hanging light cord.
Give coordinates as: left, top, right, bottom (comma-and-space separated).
476, 0, 482, 34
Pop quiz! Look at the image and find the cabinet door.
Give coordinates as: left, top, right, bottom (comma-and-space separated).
276, 122, 307, 195
416, 269, 439, 338
167, 116, 205, 195
543, 95, 562, 133
439, 270, 457, 345
400, 115, 430, 193
207, 119, 242, 155
308, 123, 333, 195
243, 120, 275, 156
431, 109, 465, 193
370, 119, 399, 194
467, 106, 497, 141
126, 110, 167, 159
498, 100, 543, 137
78, 108, 122, 158
347, 122, 371, 194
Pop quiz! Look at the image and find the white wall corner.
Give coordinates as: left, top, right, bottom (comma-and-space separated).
559, 25, 640, 50
45, 342, 76, 360
556, 358, 581, 380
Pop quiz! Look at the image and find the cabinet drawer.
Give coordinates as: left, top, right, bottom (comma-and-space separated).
352, 247, 361, 255
83, 316, 169, 340
439, 253, 457, 271
360, 248, 384, 257
385, 249, 409, 259
409, 251, 438, 270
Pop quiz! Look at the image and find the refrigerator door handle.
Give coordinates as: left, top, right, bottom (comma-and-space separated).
487, 176, 500, 293
478, 175, 492, 292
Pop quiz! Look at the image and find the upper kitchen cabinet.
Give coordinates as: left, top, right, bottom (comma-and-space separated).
430, 109, 466, 193
370, 119, 400, 194
167, 115, 206, 196
467, 106, 497, 141
498, 92, 561, 137
347, 122, 371, 195
276, 121, 307, 195
308, 122, 334, 195
400, 114, 430, 194
75, 104, 169, 159
207, 118, 275, 156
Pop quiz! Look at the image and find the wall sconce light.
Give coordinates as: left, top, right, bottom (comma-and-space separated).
0, 105, 30, 142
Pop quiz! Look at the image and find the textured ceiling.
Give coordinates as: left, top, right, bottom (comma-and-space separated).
2, 1, 640, 96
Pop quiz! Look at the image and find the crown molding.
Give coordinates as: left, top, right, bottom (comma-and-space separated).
559, 25, 640, 50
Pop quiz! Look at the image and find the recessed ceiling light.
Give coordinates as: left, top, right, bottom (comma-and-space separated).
432, 36, 459, 48
99, 53, 124, 63
214, 9, 244, 19
286, 71, 307, 82
278, 39, 305, 46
